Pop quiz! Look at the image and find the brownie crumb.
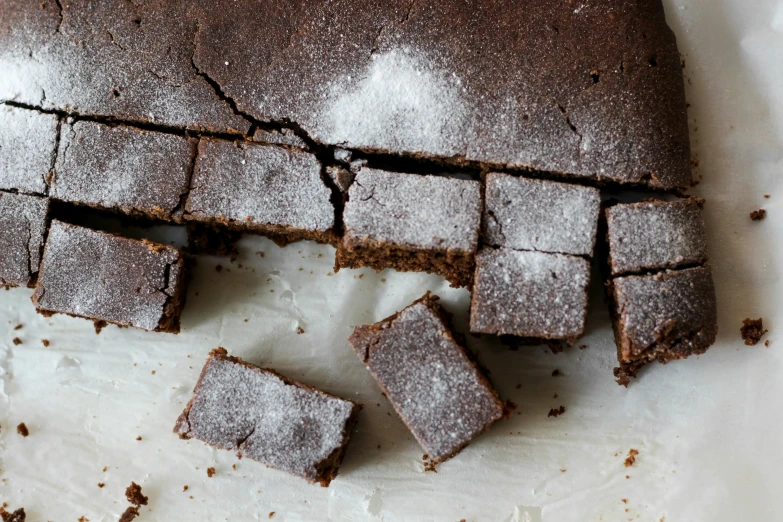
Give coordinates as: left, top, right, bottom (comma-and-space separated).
232, 464, 237, 470
578, 344, 587, 350
119, 506, 139, 522
16, 423, 28, 437
765, 340, 771, 348
98, 482, 105, 488
215, 264, 223, 273
624, 449, 639, 467
552, 369, 561, 377
750, 209, 766, 221
422, 455, 438, 473
102, 466, 108, 472
548, 406, 565, 418
125, 482, 148, 506
207, 467, 216, 478
13, 324, 22, 330
41, 339, 50, 347
741, 318, 768, 346
78, 517, 89, 522
0, 507, 25, 522
268, 513, 275, 519
183, 485, 188, 492
296, 327, 305, 335
764, 194, 770, 199
11, 338, 21, 346
94, 320, 108, 335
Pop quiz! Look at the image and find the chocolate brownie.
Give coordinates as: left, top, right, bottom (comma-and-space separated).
483, 173, 600, 257
51, 122, 193, 220
0, 0, 248, 134
252, 128, 309, 150
191, 0, 690, 189
0, 105, 58, 195
32, 220, 187, 333
606, 198, 708, 276
0, 191, 49, 288
348, 293, 505, 463
174, 348, 361, 486
610, 266, 718, 386
337, 168, 481, 287
185, 139, 336, 246
470, 248, 590, 342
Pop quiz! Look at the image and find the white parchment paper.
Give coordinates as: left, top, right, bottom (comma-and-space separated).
1, 0, 782, 520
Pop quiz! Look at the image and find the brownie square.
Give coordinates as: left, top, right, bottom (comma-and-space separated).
610, 266, 718, 386
175, 348, 361, 487
337, 168, 482, 287
32, 220, 188, 333
0, 191, 49, 288
483, 173, 600, 257
470, 248, 590, 342
51, 122, 193, 221
185, 139, 336, 246
605, 198, 708, 276
0, 105, 59, 195
348, 293, 505, 463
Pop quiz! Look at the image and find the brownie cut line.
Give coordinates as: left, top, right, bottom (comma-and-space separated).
0, 191, 49, 288
337, 167, 482, 287
185, 138, 336, 246
32, 220, 188, 333
174, 348, 361, 486
51, 121, 194, 221
470, 247, 591, 342
610, 266, 718, 386
605, 198, 708, 276
349, 293, 506, 463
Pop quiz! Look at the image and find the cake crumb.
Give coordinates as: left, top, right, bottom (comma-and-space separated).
765, 340, 771, 347
560, 469, 566, 472
16, 423, 28, 437
269, 513, 275, 519
183, 485, 189, 492
103, 466, 108, 472
741, 318, 768, 346
41, 339, 50, 347
207, 467, 216, 478
0, 507, 26, 522
215, 264, 223, 273
422, 455, 438, 473
94, 320, 108, 334
13, 324, 22, 330
552, 369, 561, 377
750, 209, 766, 221
98, 482, 105, 488
548, 406, 565, 418
125, 482, 148, 506
578, 344, 587, 350
136, 436, 142, 440
515, 383, 521, 389
764, 194, 770, 199
118, 506, 139, 522
78, 517, 89, 522
232, 464, 237, 470
11, 337, 21, 346
296, 327, 305, 334
624, 449, 639, 467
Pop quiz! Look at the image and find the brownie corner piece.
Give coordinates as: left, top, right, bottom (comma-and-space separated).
32, 220, 188, 333
605, 197, 708, 276
337, 168, 482, 287
610, 266, 718, 386
348, 292, 505, 463
0, 105, 59, 195
470, 247, 590, 343
174, 348, 360, 486
0, 191, 49, 288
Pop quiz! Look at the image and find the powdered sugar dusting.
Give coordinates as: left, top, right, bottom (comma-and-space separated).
178, 355, 356, 483
470, 248, 590, 340
351, 298, 503, 462
343, 167, 481, 252
0, 191, 48, 287
34, 221, 181, 331
52, 122, 191, 217
0, 105, 58, 195
319, 48, 469, 157
484, 173, 600, 256
607, 199, 708, 275
186, 139, 334, 233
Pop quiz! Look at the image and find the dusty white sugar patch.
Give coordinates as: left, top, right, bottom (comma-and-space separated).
470, 248, 590, 339
484, 173, 600, 257
34, 221, 181, 331
356, 301, 503, 462
319, 47, 469, 157
0, 105, 58, 195
343, 167, 481, 251
177, 356, 355, 482
186, 139, 334, 232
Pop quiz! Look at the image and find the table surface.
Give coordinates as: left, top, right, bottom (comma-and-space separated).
1, 0, 782, 520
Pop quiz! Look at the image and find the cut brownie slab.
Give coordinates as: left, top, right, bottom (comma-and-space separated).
0, 191, 48, 287
32, 220, 187, 333
185, 139, 335, 246
0, 105, 59, 195
51, 122, 193, 221
348, 293, 505, 463
337, 168, 482, 287
470, 248, 590, 342
483, 173, 600, 257
606, 198, 707, 276
610, 266, 718, 386
174, 348, 361, 486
